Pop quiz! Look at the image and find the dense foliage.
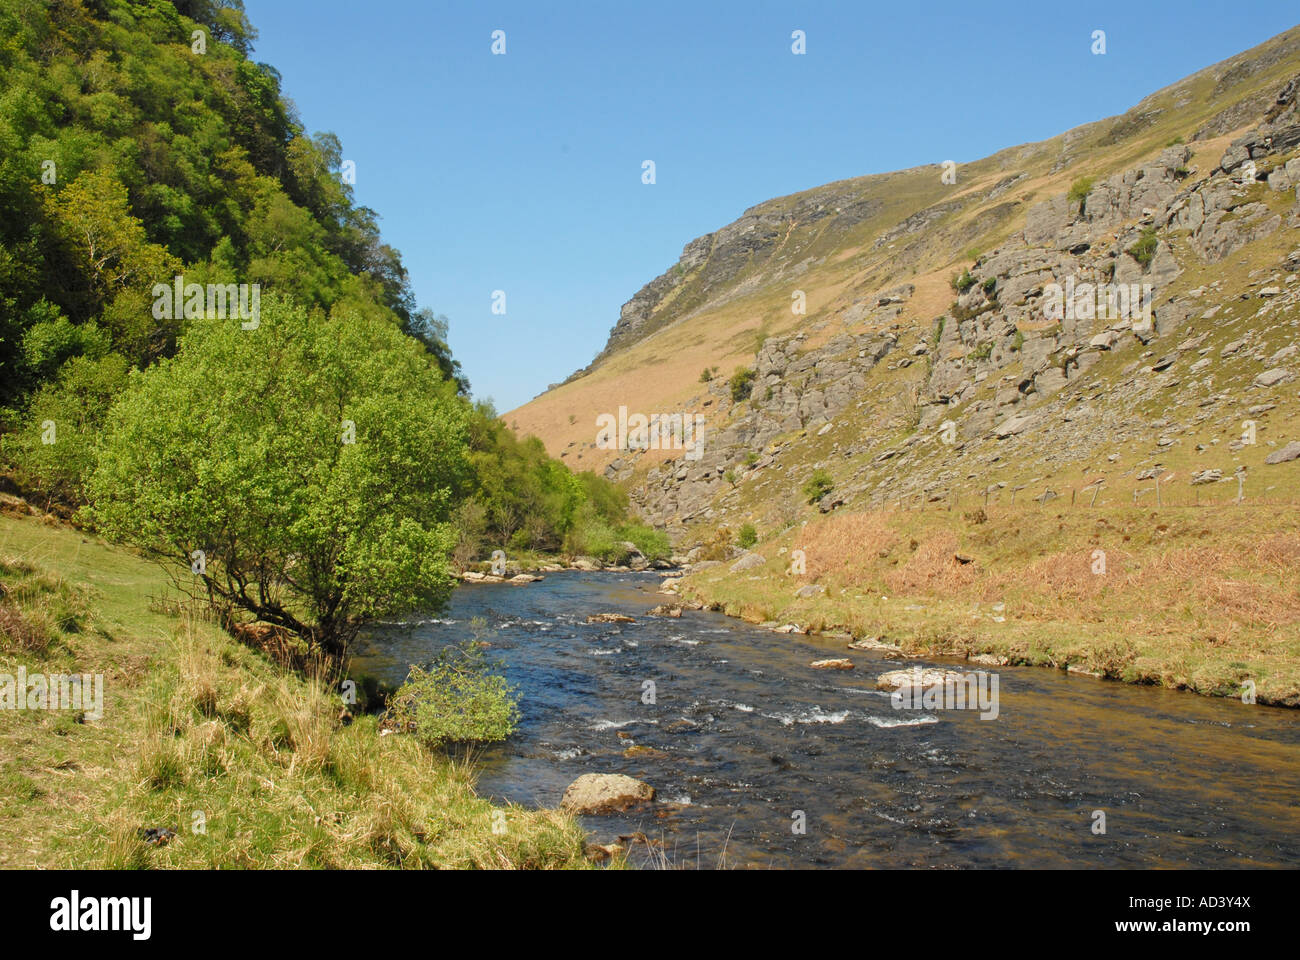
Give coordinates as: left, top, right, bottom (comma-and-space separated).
0, 0, 648, 652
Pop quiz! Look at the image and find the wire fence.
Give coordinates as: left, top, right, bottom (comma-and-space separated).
897, 476, 1300, 512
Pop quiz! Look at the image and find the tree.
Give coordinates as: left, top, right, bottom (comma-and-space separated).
42, 170, 182, 365
3, 352, 129, 508
86, 296, 470, 658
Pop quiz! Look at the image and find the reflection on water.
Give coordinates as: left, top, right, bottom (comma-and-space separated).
353, 571, 1300, 868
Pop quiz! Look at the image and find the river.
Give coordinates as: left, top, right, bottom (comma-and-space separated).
352, 570, 1300, 868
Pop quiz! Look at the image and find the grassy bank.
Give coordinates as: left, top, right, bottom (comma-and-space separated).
0, 513, 593, 869
679, 502, 1300, 706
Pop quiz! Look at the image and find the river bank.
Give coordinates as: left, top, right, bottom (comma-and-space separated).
664, 502, 1300, 707
0, 514, 595, 869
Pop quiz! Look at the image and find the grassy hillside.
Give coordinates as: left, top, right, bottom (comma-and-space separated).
0, 511, 592, 868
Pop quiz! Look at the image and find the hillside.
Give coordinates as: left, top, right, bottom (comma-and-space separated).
510, 25, 1300, 538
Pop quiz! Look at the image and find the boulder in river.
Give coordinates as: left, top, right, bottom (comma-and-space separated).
586, 613, 636, 624
561, 774, 656, 814
810, 658, 854, 670
648, 603, 682, 617
876, 667, 970, 691
848, 635, 900, 652
583, 842, 625, 863
508, 573, 543, 583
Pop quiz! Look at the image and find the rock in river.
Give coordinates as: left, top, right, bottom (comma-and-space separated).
561, 774, 656, 814
586, 613, 636, 624
810, 658, 854, 670
876, 667, 971, 691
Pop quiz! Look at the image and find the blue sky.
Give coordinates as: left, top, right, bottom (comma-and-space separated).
243, 1, 1299, 412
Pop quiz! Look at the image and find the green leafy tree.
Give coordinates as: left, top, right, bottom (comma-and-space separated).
3, 352, 130, 507
85, 296, 469, 657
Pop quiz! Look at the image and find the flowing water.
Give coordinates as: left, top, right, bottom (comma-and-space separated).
353, 571, 1300, 868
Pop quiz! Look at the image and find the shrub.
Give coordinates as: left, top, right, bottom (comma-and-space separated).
729, 367, 756, 403
386, 641, 520, 748
564, 517, 620, 560
1068, 176, 1095, 211
982, 277, 997, 296
699, 367, 713, 383
950, 270, 977, 294
1127, 227, 1159, 268
698, 527, 734, 562
618, 523, 671, 561
1011, 329, 1025, 352
737, 523, 758, 549
802, 468, 834, 504
566, 519, 669, 563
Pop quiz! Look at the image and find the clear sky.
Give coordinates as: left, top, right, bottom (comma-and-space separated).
243, 1, 1299, 412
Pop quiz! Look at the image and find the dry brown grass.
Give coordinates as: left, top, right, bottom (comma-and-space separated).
883, 530, 980, 594
794, 510, 899, 581
0, 599, 50, 654
684, 501, 1300, 704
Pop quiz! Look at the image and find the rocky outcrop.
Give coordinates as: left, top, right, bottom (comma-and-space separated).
574, 185, 888, 375
562, 63, 1300, 538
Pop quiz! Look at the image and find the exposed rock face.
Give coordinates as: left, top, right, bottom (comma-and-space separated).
575, 187, 887, 375
561, 774, 656, 814
602, 71, 1300, 530
546, 53, 1300, 537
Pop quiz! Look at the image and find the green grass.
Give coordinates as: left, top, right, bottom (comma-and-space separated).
0, 514, 599, 869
